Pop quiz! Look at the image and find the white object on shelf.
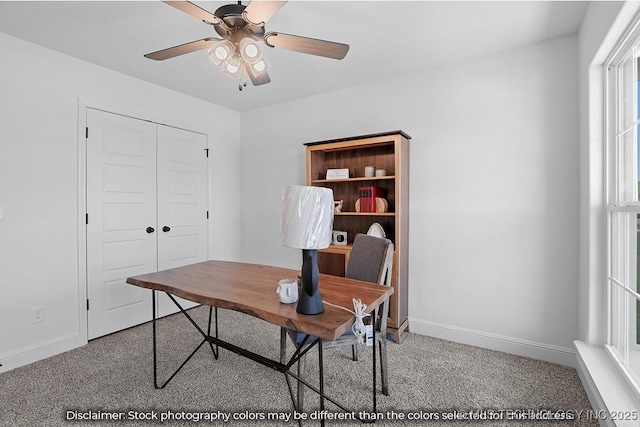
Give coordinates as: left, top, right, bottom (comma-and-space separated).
326, 168, 349, 180
367, 222, 386, 238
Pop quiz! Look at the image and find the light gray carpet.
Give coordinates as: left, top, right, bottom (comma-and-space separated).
0, 306, 597, 427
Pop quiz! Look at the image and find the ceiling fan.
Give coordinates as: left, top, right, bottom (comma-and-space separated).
145, 1, 350, 90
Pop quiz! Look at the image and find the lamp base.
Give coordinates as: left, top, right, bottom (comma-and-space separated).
296, 249, 324, 315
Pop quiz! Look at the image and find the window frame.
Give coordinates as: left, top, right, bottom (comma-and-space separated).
605, 14, 640, 400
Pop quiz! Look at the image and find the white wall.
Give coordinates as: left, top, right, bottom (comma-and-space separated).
240, 34, 579, 366
0, 32, 242, 372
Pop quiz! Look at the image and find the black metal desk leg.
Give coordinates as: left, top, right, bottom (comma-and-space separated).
280, 327, 286, 364
152, 290, 158, 389
207, 306, 219, 359
372, 307, 377, 414
319, 338, 324, 427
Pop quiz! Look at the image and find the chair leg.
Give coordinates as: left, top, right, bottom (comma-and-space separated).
351, 344, 359, 361
297, 353, 306, 411
378, 338, 389, 396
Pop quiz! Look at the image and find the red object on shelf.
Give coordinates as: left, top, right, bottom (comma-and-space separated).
359, 186, 384, 212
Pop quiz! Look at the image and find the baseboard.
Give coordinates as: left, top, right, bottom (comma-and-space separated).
408, 318, 576, 367
0, 333, 86, 374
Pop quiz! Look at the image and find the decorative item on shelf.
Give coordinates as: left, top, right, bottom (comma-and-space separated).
375, 169, 387, 177
332, 230, 348, 246
367, 222, 386, 238
364, 166, 375, 177
376, 197, 388, 212
326, 168, 349, 180
355, 197, 388, 213
334, 200, 343, 213
357, 186, 384, 212
281, 185, 334, 315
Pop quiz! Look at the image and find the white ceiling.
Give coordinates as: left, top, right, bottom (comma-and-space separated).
0, 1, 588, 112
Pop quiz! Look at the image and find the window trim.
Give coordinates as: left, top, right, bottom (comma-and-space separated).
604, 11, 640, 401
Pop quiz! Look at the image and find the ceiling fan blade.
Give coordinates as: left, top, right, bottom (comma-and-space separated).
264, 32, 349, 60
244, 63, 271, 86
163, 1, 221, 25
144, 37, 220, 60
243, 1, 287, 26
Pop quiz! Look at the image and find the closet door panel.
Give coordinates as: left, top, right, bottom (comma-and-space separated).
86, 109, 157, 339
156, 124, 208, 316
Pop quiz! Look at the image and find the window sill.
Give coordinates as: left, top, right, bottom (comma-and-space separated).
575, 341, 640, 427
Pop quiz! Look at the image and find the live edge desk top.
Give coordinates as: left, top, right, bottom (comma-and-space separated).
126, 260, 393, 341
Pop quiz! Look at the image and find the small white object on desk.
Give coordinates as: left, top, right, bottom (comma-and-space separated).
277, 278, 298, 304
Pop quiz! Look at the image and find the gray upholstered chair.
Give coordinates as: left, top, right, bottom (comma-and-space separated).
286, 233, 394, 408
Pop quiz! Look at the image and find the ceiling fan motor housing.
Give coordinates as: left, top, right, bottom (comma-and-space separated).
214, 3, 265, 40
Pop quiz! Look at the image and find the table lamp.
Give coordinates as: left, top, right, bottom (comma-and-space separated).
281, 185, 334, 315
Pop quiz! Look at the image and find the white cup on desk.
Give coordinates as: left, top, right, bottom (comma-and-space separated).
277, 279, 298, 304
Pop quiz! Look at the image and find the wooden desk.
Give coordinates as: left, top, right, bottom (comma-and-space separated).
127, 260, 393, 424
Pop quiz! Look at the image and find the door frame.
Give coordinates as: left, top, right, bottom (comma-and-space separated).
77, 99, 209, 342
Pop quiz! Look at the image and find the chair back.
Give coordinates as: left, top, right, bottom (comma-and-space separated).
345, 234, 394, 332
346, 234, 393, 286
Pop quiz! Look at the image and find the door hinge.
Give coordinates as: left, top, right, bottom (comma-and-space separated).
205, 148, 209, 158
86, 127, 89, 139
206, 211, 209, 219
86, 299, 90, 310
86, 213, 89, 224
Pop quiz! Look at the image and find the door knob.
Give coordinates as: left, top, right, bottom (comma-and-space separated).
146, 227, 155, 233
162, 226, 171, 232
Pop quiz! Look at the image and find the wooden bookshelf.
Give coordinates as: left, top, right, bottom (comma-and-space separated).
304, 130, 410, 342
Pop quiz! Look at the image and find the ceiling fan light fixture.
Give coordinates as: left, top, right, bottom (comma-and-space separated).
222, 54, 244, 79
208, 39, 234, 66
239, 38, 262, 64
248, 57, 270, 78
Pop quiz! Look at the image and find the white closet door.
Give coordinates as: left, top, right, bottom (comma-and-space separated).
86, 109, 157, 339
156, 124, 208, 316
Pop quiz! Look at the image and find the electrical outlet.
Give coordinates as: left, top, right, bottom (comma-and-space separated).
31, 306, 45, 323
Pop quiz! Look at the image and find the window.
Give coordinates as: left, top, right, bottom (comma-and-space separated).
606, 18, 640, 397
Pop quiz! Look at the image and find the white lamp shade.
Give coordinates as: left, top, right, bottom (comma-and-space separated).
281, 185, 334, 250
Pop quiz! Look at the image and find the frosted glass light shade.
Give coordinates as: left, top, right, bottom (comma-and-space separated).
222, 54, 243, 79
240, 37, 262, 64
281, 185, 334, 250
208, 40, 234, 66
248, 58, 269, 77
